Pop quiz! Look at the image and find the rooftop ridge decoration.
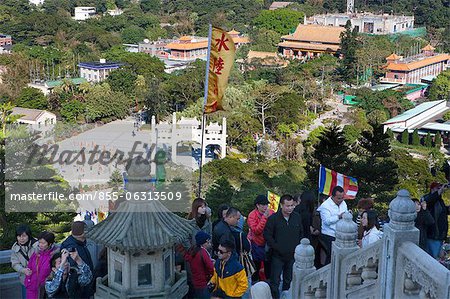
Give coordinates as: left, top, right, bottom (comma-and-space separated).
87, 157, 194, 252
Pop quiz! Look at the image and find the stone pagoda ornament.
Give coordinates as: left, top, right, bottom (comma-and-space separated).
88, 158, 194, 298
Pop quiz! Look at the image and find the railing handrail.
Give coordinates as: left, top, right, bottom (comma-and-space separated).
301, 263, 331, 286
0, 250, 13, 265
341, 239, 382, 273
397, 241, 450, 298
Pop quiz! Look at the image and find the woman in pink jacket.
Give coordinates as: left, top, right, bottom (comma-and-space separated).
25, 231, 57, 299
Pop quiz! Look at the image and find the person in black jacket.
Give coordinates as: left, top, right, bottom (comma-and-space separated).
294, 191, 316, 240
413, 198, 435, 251
60, 221, 94, 298
264, 194, 304, 299
212, 207, 250, 257
422, 182, 450, 258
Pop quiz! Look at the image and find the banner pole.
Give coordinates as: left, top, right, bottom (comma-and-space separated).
198, 24, 213, 198
317, 164, 322, 206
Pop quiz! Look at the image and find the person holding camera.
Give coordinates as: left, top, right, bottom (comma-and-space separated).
422, 182, 450, 259
61, 221, 94, 298
45, 248, 93, 298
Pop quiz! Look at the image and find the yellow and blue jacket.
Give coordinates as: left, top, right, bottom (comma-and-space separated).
210, 254, 248, 298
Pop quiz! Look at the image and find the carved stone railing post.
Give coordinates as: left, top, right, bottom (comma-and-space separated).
379, 189, 419, 299
290, 238, 316, 299
328, 212, 359, 298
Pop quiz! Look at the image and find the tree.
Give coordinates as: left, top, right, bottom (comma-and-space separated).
253, 8, 304, 35
411, 129, 420, 146
253, 83, 288, 136
352, 124, 398, 200
0, 127, 76, 248
442, 111, 450, 121
106, 68, 138, 95
0, 102, 21, 138
205, 176, 235, 215
60, 100, 86, 123
385, 128, 393, 139
306, 125, 351, 188
435, 132, 442, 148
85, 83, 132, 122
339, 20, 360, 84
401, 129, 409, 144
428, 70, 450, 101
15, 87, 48, 110
0, 53, 32, 99
140, 0, 161, 13
121, 25, 146, 44
248, 28, 281, 52
425, 132, 433, 147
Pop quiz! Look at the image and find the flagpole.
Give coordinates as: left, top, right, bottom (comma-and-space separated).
198, 24, 213, 198
317, 164, 321, 206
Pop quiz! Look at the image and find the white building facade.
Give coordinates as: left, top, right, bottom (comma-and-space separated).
29, 0, 44, 5
305, 13, 414, 35
74, 7, 96, 21
78, 59, 123, 83
11, 107, 56, 132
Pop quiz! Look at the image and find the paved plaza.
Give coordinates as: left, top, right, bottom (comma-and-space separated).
53, 117, 208, 188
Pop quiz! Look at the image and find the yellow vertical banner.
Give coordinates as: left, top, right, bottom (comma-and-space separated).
204, 27, 236, 114
267, 191, 280, 212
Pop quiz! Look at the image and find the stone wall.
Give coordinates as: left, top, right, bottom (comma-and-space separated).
290, 189, 450, 299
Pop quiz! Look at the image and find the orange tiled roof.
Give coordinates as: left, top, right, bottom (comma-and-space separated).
281, 24, 345, 44
386, 53, 450, 71
179, 36, 192, 41
233, 36, 250, 44
422, 44, 435, 51
278, 41, 340, 52
247, 50, 278, 60
269, 1, 294, 9
165, 40, 208, 50
228, 29, 240, 35
242, 50, 288, 67
386, 53, 402, 60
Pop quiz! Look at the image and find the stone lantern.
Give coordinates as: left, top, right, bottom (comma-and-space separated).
88, 158, 194, 299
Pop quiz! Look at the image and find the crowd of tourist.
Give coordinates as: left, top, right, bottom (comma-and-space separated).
11, 221, 99, 299
10, 182, 450, 299
177, 184, 450, 299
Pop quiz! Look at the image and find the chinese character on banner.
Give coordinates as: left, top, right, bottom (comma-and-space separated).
214, 33, 230, 52
267, 191, 280, 212
205, 27, 236, 114
213, 57, 225, 75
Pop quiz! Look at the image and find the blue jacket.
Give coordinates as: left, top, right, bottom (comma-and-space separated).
210, 253, 248, 297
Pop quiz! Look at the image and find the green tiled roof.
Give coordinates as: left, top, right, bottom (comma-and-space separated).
46, 77, 87, 88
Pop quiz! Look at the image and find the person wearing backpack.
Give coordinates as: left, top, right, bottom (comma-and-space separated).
11, 224, 39, 299
179, 231, 214, 298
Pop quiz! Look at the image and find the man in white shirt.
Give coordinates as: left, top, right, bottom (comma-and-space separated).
317, 186, 348, 265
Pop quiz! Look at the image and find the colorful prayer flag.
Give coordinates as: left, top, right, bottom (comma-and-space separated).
204, 27, 236, 114
267, 191, 280, 212
318, 165, 358, 199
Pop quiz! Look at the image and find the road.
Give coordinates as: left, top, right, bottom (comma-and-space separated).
299, 97, 349, 140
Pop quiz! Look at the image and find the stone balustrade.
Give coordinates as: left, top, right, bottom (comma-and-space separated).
290, 189, 450, 299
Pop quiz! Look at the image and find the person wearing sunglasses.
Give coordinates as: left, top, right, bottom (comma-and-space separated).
209, 239, 248, 298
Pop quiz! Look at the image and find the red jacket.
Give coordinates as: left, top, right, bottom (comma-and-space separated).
184, 247, 214, 289
247, 208, 273, 246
